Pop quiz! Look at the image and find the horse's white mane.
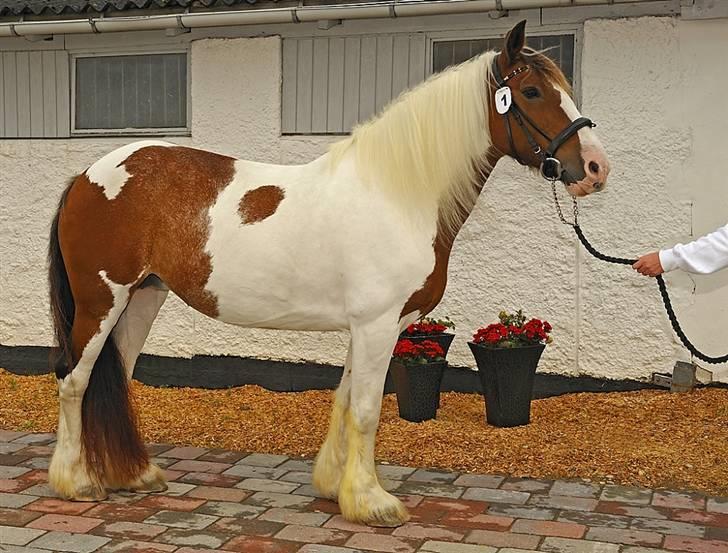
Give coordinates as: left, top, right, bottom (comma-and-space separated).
329, 50, 496, 236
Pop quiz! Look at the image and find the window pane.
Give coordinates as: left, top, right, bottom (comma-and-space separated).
432, 41, 454, 75
75, 53, 187, 130
432, 38, 499, 73
432, 35, 574, 85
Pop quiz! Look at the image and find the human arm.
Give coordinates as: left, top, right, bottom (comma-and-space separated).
633, 223, 728, 276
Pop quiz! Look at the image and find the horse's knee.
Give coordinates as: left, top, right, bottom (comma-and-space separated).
348, 404, 380, 435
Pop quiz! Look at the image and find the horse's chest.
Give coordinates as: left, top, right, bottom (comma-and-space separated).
400, 240, 450, 318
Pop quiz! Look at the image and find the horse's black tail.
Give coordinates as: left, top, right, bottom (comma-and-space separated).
48, 179, 75, 379
82, 337, 149, 487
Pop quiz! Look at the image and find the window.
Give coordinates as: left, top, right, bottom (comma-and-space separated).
432, 34, 575, 84
73, 52, 188, 135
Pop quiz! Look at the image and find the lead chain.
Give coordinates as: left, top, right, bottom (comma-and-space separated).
550, 180, 579, 227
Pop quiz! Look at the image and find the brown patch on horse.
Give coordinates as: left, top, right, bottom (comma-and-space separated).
61, 146, 236, 319
122, 146, 236, 318
239, 185, 285, 225
489, 50, 580, 170
49, 178, 78, 378
400, 155, 497, 319
400, 232, 451, 319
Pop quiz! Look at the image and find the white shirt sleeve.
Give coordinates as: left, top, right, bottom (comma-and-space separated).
659, 223, 728, 275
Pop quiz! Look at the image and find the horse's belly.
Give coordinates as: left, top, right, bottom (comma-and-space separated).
215, 305, 346, 331
204, 248, 349, 331
212, 283, 348, 331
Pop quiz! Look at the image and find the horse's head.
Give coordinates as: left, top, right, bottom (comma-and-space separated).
488, 21, 609, 197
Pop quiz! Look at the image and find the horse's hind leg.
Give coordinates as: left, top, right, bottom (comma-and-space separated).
50, 272, 134, 501
337, 314, 409, 527
113, 277, 169, 380
110, 278, 169, 493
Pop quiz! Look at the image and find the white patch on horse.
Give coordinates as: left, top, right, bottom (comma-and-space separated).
557, 88, 604, 151
86, 140, 172, 200
203, 156, 436, 331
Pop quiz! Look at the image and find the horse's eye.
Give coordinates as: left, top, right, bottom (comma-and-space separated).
522, 87, 540, 99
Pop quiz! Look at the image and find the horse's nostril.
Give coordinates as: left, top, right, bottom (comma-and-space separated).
594, 182, 603, 190
589, 161, 600, 175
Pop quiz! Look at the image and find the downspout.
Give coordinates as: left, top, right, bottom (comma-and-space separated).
0, 1, 665, 38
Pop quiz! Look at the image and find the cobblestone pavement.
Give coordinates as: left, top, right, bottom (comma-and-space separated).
0, 431, 726, 553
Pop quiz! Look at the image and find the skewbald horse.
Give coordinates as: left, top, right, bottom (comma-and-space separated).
48, 21, 609, 527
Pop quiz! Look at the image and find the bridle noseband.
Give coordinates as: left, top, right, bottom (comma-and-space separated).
492, 58, 595, 183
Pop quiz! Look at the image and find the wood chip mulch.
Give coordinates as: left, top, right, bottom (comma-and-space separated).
1, 368, 726, 496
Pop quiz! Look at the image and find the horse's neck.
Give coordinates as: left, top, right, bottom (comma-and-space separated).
436, 150, 502, 253
404, 150, 499, 318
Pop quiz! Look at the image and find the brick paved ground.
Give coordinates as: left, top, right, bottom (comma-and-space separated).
1, 431, 726, 553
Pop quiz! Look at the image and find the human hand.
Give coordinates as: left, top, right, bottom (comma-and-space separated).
632, 252, 664, 277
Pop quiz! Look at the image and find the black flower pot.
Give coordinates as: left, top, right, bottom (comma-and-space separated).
468, 342, 545, 428
390, 359, 446, 423
399, 333, 455, 356
397, 334, 454, 407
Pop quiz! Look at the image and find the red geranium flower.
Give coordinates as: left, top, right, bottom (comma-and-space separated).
472, 310, 553, 348
403, 317, 455, 336
393, 339, 445, 364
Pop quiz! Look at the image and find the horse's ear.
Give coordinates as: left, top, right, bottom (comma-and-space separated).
504, 20, 527, 64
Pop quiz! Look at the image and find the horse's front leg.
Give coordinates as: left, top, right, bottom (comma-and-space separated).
338, 314, 409, 527
313, 345, 352, 499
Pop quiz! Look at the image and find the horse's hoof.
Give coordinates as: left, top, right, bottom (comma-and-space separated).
129, 463, 168, 494
49, 472, 106, 502
66, 486, 107, 502
366, 502, 410, 528
340, 488, 410, 527
314, 486, 338, 501
312, 442, 344, 501
133, 480, 168, 494
312, 471, 340, 501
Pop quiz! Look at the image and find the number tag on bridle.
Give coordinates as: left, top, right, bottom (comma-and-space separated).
495, 86, 512, 114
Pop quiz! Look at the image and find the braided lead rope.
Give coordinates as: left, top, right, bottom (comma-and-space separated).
551, 181, 728, 365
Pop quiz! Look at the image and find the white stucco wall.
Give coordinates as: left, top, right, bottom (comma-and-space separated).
673, 18, 728, 376
576, 17, 691, 379
1, 16, 727, 383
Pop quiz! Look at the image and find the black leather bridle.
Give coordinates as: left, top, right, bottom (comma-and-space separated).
492, 59, 596, 183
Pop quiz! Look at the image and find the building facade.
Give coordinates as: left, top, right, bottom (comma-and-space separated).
1, 0, 727, 383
